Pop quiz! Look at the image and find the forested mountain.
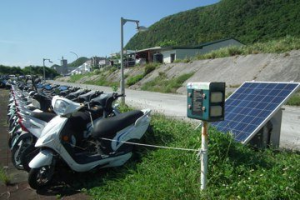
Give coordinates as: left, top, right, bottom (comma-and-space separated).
126, 0, 300, 49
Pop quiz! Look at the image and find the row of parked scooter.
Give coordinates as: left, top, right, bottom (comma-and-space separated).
7, 78, 151, 190
0, 75, 13, 89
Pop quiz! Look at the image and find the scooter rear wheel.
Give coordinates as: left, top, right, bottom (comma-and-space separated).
28, 165, 54, 190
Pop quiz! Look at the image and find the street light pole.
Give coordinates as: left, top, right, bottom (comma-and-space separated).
43, 58, 52, 81
120, 18, 125, 104
120, 17, 147, 104
70, 51, 79, 60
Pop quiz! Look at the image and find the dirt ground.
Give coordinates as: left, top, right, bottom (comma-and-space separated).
0, 89, 90, 200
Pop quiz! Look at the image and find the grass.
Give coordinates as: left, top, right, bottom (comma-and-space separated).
82, 72, 118, 88
68, 74, 87, 82
0, 166, 11, 186
126, 74, 144, 86
286, 92, 300, 106
141, 72, 194, 93
194, 36, 300, 61
144, 63, 160, 76
75, 113, 300, 199
126, 63, 161, 87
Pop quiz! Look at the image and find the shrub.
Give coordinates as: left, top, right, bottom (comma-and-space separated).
111, 82, 119, 92
93, 69, 101, 75
69, 74, 85, 82
144, 63, 160, 76
141, 72, 194, 93
286, 92, 300, 106
195, 36, 300, 61
0, 166, 11, 185
109, 66, 118, 73
126, 74, 144, 86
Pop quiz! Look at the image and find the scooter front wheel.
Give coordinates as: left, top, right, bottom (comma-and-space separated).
28, 165, 55, 190
11, 145, 24, 170
11, 136, 32, 170
20, 145, 38, 172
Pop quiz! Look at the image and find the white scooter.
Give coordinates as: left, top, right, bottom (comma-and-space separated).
28, 94, 151, 190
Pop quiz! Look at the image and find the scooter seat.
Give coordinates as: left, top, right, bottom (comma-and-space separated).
91, 110, 143, 139
31, 112, 56, 122
77, 91, 97, 103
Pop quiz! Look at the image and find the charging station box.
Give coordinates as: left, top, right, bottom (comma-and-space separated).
187, 82, 225, 121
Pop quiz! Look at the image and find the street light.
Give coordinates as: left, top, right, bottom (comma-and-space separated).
43, 58, 52, 81
120, 17, 147, 104
70, 51, 79, 60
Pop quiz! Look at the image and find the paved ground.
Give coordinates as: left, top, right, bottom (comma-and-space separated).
0, 89, 90, 200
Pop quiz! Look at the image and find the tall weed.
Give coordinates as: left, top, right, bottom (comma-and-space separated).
142, 73, 194, 93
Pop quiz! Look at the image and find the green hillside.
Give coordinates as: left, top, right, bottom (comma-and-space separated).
68, 57, 88, 67
126, 0, 300, 49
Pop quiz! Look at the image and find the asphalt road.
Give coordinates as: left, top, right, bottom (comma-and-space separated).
49, 80, 300, 150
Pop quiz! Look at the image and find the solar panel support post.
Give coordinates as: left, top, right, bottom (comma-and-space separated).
200, 121, 208, 190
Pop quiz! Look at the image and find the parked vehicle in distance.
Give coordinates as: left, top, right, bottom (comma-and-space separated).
124, 58, 135, 67
9, 75, 16, 79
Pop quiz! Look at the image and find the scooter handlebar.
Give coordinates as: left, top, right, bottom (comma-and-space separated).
113, 93, 125, 99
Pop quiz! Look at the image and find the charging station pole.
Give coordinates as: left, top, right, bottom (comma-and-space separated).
187, 82, 225, 191
201, 121, 208, 190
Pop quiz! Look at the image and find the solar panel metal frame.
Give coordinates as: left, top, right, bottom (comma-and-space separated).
212, 81, 300, 144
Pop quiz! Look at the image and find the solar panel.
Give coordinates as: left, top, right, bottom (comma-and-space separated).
212, 81, 300, 143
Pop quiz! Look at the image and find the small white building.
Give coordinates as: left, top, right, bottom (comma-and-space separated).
99, 59, 110, 67
135, 38, 244, 64
71, 63, 91, 75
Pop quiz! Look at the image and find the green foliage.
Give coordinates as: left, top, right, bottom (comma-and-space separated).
157, 39, 178, 47
85, 75, 118, 88
93, 69, 101, 75
195, 36, 300, 60
117, 104, 134, 113
67, 67, 119, 88
175, 57, 193, 63
126, 0, 300, 50
68, 57, 88, 67
286, 92, 300, 106
111, 83, 118, 92
0, 166, 11, 185
144, 63, 160, 76
80, 114, 300, 199
109, 66, 118, 73
141, 72, 194, 93
0, 65, 22, 75
68, 74, 86, 83
122, 63, 160, 88
0, 65, 59, 78
126, 74, 144, 86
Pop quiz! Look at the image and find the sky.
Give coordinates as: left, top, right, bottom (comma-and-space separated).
0, 0, 219, 68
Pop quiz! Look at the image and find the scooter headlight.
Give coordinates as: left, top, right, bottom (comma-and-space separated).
53, 99, 69, 115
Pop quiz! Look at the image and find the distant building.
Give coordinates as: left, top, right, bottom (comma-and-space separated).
70, 62, 92, 75
99, 59, 111, 68
135, 38, 244, 64
52, 57, 76, 75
